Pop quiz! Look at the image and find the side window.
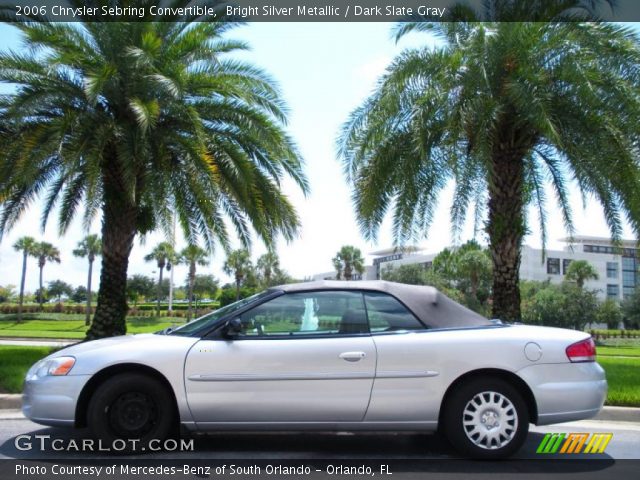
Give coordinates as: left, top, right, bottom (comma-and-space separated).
364, 292, 425, 333
237, 291, 367, 337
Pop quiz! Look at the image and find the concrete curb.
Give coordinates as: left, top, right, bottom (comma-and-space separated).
0, 393, 637, 423
0, 394, 21, 410
595, 406, 640, 423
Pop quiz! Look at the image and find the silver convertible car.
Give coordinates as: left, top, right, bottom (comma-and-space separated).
23, 281, 606, 458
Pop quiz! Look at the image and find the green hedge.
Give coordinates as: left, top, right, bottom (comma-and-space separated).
590, 329, 640, 340
0, 303, 86, 314
0, 302, 219, 317
132, 303, 218, 311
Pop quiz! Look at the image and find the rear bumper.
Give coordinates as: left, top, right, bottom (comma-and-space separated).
517, 362, 607, 426
22, 374, 91, 427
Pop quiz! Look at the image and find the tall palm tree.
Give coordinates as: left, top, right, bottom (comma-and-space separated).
565, 260, 599, 289
72, 234, 102, 326
223, 249, 253, 301
144, 242, 174, 317
12, 236, 36, 322
332, 246, 365, 281
256, 250, 280, 287
0, 4, 308, 339
339, 6, 640, 320
32, 242, 61, 310
179, 245, 209, 321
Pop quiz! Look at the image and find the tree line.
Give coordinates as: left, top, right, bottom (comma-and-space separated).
5, 235, 297, 324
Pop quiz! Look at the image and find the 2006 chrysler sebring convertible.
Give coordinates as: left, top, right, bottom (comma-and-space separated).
23, 280, 606, 458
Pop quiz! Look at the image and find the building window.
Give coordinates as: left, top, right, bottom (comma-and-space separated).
623, 286, 635, 299
562, 259, 573, 275
622, 256, 637, 290
607, 262, 619, 279
547, 258, 560, 275
622, 256, 635, 270
607, 284, 620, 299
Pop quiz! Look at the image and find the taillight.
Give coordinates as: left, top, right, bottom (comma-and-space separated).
566, 338, 596, 362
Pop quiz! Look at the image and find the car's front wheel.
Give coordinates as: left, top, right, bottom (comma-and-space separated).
442, 377, 529, 459
87, 373, 176, 452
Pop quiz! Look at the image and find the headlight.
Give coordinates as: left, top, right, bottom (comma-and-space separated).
26, 356, 76, 380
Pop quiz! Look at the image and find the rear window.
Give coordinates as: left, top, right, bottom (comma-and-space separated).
364, 292, 425, 333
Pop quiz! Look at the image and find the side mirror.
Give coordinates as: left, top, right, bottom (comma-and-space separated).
223, 317, 243, 339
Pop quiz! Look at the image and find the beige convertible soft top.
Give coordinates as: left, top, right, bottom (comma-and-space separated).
273, 280, 491, 329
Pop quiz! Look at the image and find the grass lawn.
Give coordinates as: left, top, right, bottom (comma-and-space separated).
597, 345, 640, 357
598, 356, 640, 407
0, 346, 55, 393
0, 315, 186, 339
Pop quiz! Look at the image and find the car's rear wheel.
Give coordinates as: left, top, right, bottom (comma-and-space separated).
442, 377, 529, 459
87, 373, 176, 452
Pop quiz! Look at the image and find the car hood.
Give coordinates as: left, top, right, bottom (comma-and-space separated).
52, 333, 175, 356
42, 333, 201, 376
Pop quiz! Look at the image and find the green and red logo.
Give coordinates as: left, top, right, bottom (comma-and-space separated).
536, 433, 613, 454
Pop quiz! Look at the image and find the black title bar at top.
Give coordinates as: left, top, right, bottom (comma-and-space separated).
1, 0, 639, 22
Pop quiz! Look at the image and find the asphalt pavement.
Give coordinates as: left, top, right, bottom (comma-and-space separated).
1, 414, 638, 480
0, 413, 638, 460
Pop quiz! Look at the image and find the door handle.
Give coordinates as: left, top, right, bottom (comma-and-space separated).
339, 351, 366, 362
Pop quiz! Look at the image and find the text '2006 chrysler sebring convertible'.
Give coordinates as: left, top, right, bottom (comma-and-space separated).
23, 280, 606, 459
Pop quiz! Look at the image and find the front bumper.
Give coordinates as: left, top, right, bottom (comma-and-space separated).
517, 362, 607, 425
22, 374, 91, 427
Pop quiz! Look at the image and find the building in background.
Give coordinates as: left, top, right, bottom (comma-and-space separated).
311, 236, 639, 301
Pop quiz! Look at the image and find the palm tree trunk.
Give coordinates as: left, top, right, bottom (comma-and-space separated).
168, 265, 174, 312
17, 251, 27, 323
187, 263, 195, 321
168, 213, 176, 312
38, 263, 44, 311
487, 143, 526, 322
156, 267, 164, 317
85, 260, 93, 326
345, 266, 352, 281
235, 278, 241, 301
86, 168, 137, 340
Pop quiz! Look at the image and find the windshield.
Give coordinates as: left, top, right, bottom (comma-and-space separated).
167, 290, 274, 336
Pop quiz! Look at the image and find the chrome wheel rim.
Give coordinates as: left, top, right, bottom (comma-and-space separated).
462, 391, 518, 450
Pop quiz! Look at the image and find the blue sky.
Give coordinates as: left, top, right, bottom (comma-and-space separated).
0, 21, 637, 292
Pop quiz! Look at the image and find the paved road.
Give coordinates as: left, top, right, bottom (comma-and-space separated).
0, 414, 638, 460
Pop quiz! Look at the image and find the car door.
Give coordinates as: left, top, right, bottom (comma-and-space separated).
362, 291, 440, 423
184, 290, 376, 425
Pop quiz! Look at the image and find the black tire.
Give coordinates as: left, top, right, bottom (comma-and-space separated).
442, 377, 529, 459
87, 373, 176, 453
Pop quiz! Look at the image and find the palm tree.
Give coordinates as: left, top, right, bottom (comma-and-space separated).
256, 251, 280, 287
145, 242, 174, 317
332, 246, 365, 281
12, 236, 36, 322
565, 260, 599, 289
339, 6, 640, 321
457, 250, 493, 300
32, 242, 61, 310
223, 249, 253, 301
0, 5, 308, 339
179, 245, 209, 321
73, 234, 102, 326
